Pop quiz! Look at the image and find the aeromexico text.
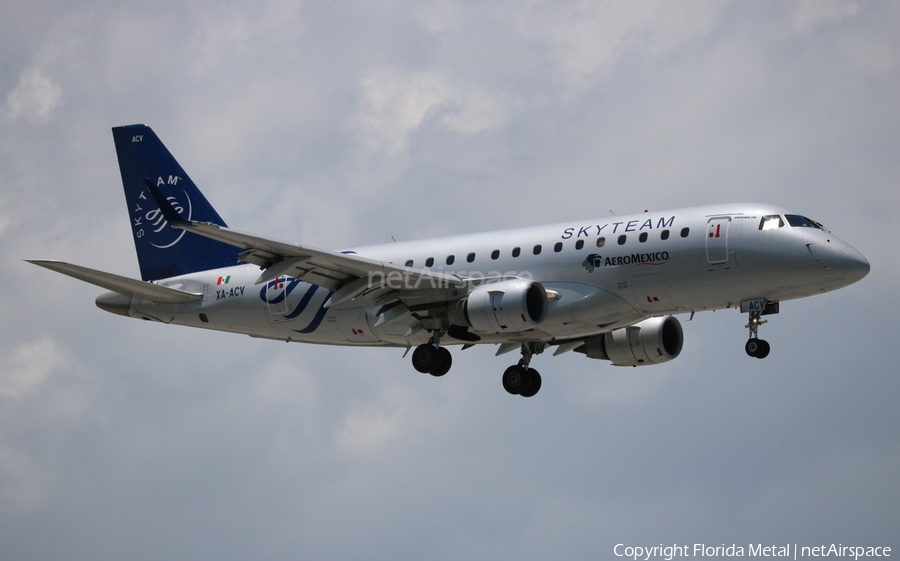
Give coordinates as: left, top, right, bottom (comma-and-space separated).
614, 543, 890, 561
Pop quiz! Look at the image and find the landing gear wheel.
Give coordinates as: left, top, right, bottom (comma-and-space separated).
430, 347, 452, 377
745, 339, 771, 359
519, 368, 542, 398
412, 344, 440, 373
745, 339, 760, 357
502, 365, 527, 395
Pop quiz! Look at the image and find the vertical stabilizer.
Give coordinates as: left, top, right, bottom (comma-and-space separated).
112, 125, 242, 281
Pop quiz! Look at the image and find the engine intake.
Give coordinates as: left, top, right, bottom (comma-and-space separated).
578, 316, 683, 366
449, 279, 548, 333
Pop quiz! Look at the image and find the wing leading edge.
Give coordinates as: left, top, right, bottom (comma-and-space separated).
143, 180, 465, 310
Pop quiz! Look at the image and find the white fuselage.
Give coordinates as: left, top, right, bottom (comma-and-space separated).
113, 203, 868, 349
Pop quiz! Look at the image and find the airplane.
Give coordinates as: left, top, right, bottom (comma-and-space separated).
28, 125, 870, 398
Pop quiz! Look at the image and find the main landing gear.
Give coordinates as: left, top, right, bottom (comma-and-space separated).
501, 343, 543, 398
745, 310, 771, 359
412, 340, 452, 377
410, 335, 544, 397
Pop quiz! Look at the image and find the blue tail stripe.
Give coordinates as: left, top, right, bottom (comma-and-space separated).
112, 125, 242, 281
293, 296, 332, 334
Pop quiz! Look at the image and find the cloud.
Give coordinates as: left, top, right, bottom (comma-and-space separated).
1, 1, 899, 558
788, 0, 860, 33
0, 338, 66, 399
510, 0, 726, 87
1, 13, 91, 124
0, 445, 50, 512
354, 66, 511, 155
3, 68, 63, 123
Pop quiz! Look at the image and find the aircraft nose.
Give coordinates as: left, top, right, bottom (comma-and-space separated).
839, 246, 870, 283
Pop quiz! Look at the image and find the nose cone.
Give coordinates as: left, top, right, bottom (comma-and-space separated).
839, 246, 870, 284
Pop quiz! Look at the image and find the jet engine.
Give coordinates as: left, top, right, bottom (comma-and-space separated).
448, 279, 548, 333
577, 316, 683, 366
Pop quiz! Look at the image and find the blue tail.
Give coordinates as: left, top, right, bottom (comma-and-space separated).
112, 125, 242, 281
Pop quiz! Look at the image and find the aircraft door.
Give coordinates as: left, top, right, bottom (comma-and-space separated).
264, 276, 292, 318
706, 217, 731, 264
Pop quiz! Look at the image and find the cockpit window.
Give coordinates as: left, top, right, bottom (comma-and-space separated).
785, 214, 825, 230
759, 215, 784, 231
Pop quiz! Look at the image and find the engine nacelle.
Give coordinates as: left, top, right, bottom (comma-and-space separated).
578, 316, 683, 366
448, 279, 548, 333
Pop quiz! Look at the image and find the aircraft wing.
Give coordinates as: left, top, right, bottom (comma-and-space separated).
27, 260, 203, 303
145, 181, 464, 308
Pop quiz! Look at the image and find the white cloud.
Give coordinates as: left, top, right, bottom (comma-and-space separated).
414, 0, 462, 34
788, 0, 860, 33
510, 0, 725, 87
0, 338, 65, 399
187, 0, 305, 77
3, 68, 63, 124
355, 66, 511, 154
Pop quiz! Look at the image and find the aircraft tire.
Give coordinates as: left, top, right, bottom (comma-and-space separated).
519, 368, 542, 398
412, 344, 440, 373
430, 347, 452, 377
745, 339, 760, 357
755, 340, 770, 359
502, 365, 527, 395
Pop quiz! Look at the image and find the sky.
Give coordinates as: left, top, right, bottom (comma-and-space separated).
1, 1, 899, 559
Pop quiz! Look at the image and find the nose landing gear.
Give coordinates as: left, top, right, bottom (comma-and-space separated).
745, 309, 770, 359
745, 336, 770, 359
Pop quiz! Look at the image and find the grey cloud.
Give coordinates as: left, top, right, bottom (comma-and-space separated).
1, 1, 898, 560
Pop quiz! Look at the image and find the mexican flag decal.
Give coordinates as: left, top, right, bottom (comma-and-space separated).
216, 275, 231, 285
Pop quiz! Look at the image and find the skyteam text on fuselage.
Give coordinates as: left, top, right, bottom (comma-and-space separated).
28, 125, 870, 397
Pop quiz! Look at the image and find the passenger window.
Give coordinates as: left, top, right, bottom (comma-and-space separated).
466, 252, 475, 263
512, 247, 521, 257
596, 237, 606, 248
759, 215, 784, 231
639, 232, 648, 243
491, 249, 500, 260
680, 227, 690, 238
533, 244, 542, 255
575, 239, 584, 250
554, 242, 563, 252
661, 230, 670, 240
405, 260, 414, 267
446, 255, 455, 265
617, 235, 626, 245
425, 257, 434, 267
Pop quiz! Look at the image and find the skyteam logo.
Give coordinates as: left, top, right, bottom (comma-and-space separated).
259, 276, 332, 333
131, 176, 192, 249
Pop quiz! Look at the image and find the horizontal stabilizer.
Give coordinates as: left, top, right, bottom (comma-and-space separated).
27, 260, 202, 303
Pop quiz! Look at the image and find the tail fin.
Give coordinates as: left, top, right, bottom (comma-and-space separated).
112, 125, 242, 281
